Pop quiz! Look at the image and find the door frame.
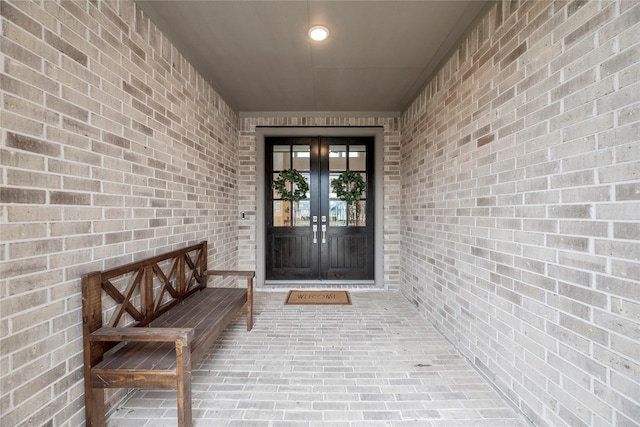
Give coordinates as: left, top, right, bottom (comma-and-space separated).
256, 126, 385, 287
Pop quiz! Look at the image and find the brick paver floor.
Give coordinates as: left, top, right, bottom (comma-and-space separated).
107, 291, 529, 426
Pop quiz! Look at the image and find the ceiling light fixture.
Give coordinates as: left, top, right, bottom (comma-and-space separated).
308, 25, 330, 41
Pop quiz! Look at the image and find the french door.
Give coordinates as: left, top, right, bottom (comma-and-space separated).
266, 137, 374, 282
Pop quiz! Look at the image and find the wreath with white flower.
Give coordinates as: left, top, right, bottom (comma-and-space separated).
331, 170, 366, 205
272, 169, 309, 202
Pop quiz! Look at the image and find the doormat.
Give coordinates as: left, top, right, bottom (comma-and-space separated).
285, 290, 352, 305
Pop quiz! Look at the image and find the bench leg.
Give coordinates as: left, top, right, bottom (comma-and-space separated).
85, 387, 105, 427
247, 276, 253, 331
176, 342, 193, 427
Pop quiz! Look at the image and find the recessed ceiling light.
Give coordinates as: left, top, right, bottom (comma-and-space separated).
308, 25, 330, 41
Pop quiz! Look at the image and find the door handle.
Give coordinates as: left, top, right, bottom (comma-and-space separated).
321, 225, 326, 243
313, 225, 317, 243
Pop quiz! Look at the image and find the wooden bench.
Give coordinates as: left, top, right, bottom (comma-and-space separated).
81, 241, 254, 427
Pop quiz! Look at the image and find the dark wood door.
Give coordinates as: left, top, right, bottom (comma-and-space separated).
266, 137, 374, 282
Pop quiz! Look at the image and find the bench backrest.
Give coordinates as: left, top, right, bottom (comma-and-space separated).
81, 241, 208, 361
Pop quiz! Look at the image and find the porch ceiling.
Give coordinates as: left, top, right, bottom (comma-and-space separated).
135, 0, 488, 113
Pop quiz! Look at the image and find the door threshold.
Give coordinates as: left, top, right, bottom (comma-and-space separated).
265, 280, 376, 287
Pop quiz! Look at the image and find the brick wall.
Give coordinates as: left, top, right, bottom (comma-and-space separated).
2, 0, 638, 426
1, 1, 240, 425
400, 1, 639, 426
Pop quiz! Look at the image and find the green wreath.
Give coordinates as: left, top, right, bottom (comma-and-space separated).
331, 170, 366, 205
272, 169, 309, 202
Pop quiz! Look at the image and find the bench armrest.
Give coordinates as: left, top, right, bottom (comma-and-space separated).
90, 327, 194, 345
204, 270, 255, 278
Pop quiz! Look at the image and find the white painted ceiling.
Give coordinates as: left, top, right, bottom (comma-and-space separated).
136, 1, 489, 113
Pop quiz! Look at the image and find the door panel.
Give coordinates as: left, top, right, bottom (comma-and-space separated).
322, 138, 373, 280
266, 138, 318, 280
329, 234, 367, 267
266, 137, 373, 282
268, 232, 316, 279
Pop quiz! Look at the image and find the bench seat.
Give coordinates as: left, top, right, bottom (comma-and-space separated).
91, 288, 246, 375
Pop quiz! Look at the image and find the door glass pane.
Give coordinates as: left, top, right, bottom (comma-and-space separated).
329, 173, 366, 200
329, 173, 340, 198
273, 145, 290, 170
349, 201, 366, 226
292, 145, 310, 170
273, 201, 291, 226
358, 172, 367, 199
329, 200, 347, 226
293, 200, 310, 226
301, 172, 310, 199
273, 172, 310, 199
349, 145, 366, 171
272, 173, 285, 199
329, 145, 347, 170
